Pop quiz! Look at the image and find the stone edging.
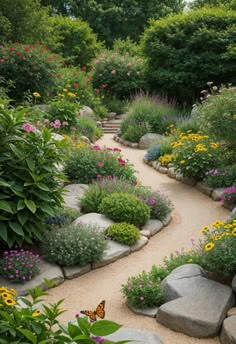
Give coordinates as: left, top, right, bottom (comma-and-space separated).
0, 214, 172, 296
113, 135, 141, 149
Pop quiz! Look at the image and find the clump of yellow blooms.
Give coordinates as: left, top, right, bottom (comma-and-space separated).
62, 134, 87, 151
0, 287, 17, 307
158, 154, 174, 166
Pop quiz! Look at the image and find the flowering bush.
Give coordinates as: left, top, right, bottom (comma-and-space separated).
48, 100, 81, 129
204, 167, 236, 188
64, 145, 136, 184
0, 248, 41, 283
158, 154, 174, 166
41, 223, 107, 267
91, 51, 147, 99
172, 132, 221, 180
0, 285, 125, 343
0, 42, 62, 102
121, 271, 164, 308
198, 218, 236, 277
221, 187, 236, 208
99, 193, 150, 227
0, 102, 66, 247
106, 223, 141, 246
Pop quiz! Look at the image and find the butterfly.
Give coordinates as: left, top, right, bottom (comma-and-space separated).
80, 300, 105, 321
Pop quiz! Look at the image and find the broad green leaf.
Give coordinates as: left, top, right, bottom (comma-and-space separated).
0, 215, 9, 220
9, 144, 24, 159
24, 199, 37, 213
26, 158, 35, 172
17, 210, 29, 226
0, 200, 13, 213
33, 190, 51, 202
76, 316, 91, 335
72, 335, 95, 343
9, 222, 24, 236
17, 328, 36, 344
40, 204, 54, 216
17, 200, 25, 211
36, 183, 50, 191
91, 320, 122, 336
0, 179, 11, 187
0, 223, 7, 241
68, 323, 83, 338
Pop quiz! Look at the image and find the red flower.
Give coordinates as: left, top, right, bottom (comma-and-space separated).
9, 47, 14, 51
97, 162, 104, 167
120, 163, 126, 166
113, 147, 121, 152
102, 84, 108, 88
0, 59, 5, 63
3, 51, 7, 55
118, 157, 125, 163
24, 47, 29, 52
84, 85, 89, 89
88, 77, 93, 81
82, 66, 87, 71
48, 57, 52, 61
95, 89, 100, 93
16, 51, 21, 56
73, 83, 78, 88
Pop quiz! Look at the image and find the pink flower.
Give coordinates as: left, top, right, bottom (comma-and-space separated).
22, 123, 36, 132
140, 296, 144, 301
82, 66, 87, 71
118, 157, 125, 163
73, 83, 78, 87
111, 70, 116, 75
113, 147, 121, 152
102, 84, 108, 88
97, 174, 102, 179
62, 121, 69, 126
97, 162, 104, 167
36, 121, 41, 126
95, 89, 100, 93
71, 126, 76, 131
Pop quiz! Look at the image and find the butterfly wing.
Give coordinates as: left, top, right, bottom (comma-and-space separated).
95, 300, 105, 319
80, 310, 97, 321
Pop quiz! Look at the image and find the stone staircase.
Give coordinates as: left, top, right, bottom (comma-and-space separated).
101, 114, 126, 134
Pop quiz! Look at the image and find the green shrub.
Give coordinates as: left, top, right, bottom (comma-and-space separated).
142, 8, 236, 104
48, 100, 80, 129
204, 167, 236, 188
64, 145, 136, 184
0, 102, 66, 247
91, 51, 147, 99
122, 122, 151, 142
0, 42, 62, 102
50, 15, 103, 67
76, 117, 102, 142
121, 271, 164, 308
172, 132, 221, 180
99, 193, 150, 227
0, 247, 41, 283
54, 67, 107, 118
41, 223, 107, 267
221, 187, 236, 208
161, 248, 202, 274
113, 38, 141, 56
106, 223, 140, 246
197, 87, 236, 149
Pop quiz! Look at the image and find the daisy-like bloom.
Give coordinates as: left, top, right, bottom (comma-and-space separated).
200, 225, 209, 234
32, 309, 41, 316
224, 224, 232, 229
67, 92, 76, 97
232, 228, 236, 236
205, 242, 215, 251
0, 287, 8, 295
212, 220, 225, 228
214, 235, 222, 241
188, 259, 193, 263
210, 143, 219, 149
1, 292, 12, 299
4, 297, 16, 306
180, 160, 185, 164
33, 92, 40, 98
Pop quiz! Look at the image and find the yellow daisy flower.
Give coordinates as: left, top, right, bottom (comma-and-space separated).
33, 92, 40, 98
214, 235, 222, 241
32, 310, 41, 317
205, 242, 215, 251
4, 298, 16, 306
200, 225, 209, 234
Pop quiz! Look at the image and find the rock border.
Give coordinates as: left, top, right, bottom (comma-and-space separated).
113, 134, 141, 149
0, 215, 172, 296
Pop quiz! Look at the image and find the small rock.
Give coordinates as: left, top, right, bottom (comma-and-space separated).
119, 138, 124, 144
196, 181, 214, 197
107, 328, 163, 344
175, 173, 183, 181
231, 207, 236, 218
73, 213, 114, 234
123, 140, 130, 146
79, 106, 95, 119
168, 163, 174, 168
80, 136, 91, 145
142, 219, 164, 236
182, 177, 197, 186
211, 188, 225, 201
131, 143, 139, 148
63, 264, 91, 280
139, 133, 164, 150
107, 112, 116, 119
232, 275, 236, 293
130, 236, 148, 253
227, 308, 236, 317
168, 167, 176, 179
92, 240, 130, 269
52, 133, 65, 141
154, 162, 161, 171
97, 121, 102, 128
162, 214, 172, 227
159, 167, 168, 174
220, 316, 236, 344
63, 184, 89, 210
127, 303, 158, 318
140, 229, 151, 238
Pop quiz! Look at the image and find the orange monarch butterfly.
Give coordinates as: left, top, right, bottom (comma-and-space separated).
80, 300, 105, 321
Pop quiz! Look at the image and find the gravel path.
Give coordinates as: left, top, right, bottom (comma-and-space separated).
46, 134, 230, 344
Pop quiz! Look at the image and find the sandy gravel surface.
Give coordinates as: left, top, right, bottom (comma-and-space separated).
45, 134, 230, 344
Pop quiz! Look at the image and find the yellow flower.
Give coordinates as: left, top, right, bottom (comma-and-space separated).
63, 88, 68, 92
4, 298, 16, 306
188, 259, 193, 263
232, 229, 236, 236
33, 92, 40, 98
32, 310, 41, 317
180, 160, 185, 164
212, 220, 225, 228
67, 92, 76, 97
205, 242, 215, 251
1, 292, 12, 299
210, 143, 219, 149
214, 235, 222, 241
0, 287, 8, 295
200, 225, 209, 234
224, 224, 232, 230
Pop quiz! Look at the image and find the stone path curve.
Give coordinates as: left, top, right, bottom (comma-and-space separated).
45, 134, 230, 344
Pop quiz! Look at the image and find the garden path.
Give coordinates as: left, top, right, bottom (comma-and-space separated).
46, 134, 230, 344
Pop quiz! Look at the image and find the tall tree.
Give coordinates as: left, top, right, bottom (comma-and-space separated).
41, 0, 186, 46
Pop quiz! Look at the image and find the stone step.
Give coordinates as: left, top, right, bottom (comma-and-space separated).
103, 128, 119, 133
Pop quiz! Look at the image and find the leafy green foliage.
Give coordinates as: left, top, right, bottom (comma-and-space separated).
204, 167, 236, 188
76, 117, 103, 142
122, 123, 151, 143
49, 15, 103, 67
121, 271, 164, 308
91, 51, 147, 99
0, 285, 125, 343
99, 193, 150, 227
45, 208, 81, 227
142, 8, 236, 104
0, 102, 66, 247
0, 42, 62, 102
0, 248, 41, 283
48, 100, 80, 129
197, 87, 236, 149
106, 223, 141, 246
41, 223, 107, 266
64, 145, 136, 184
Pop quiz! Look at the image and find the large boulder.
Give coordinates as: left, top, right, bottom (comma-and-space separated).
220, 316, 236, 344
63, 184, 89, 210
157, 264, 235, 338
139, 134, 164, 150
232, 275, 236, 293
107, 328, 163, 344
73, 213, 114, 234
79, 105, 95, 120
92, 240, 130, 268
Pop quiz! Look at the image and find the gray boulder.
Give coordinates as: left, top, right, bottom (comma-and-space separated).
168, 167, 176, 179
220, 316, 236, 344
157, 264, 235, 337
139, 133, 164, 150
211, 188, 225, 201
107, 328, 163, 344
159, 167, 168, 174
130, 236, 148, 252
63, 264, 91, 280
232, 275, 236, 293
79, 105, 95, 119
63, 184, 89, 210
127, 303, 158, 318
73, 213, 114, 234
92, 240, 130, 268
196, 181, 214, 197
142, 219, 164, 236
